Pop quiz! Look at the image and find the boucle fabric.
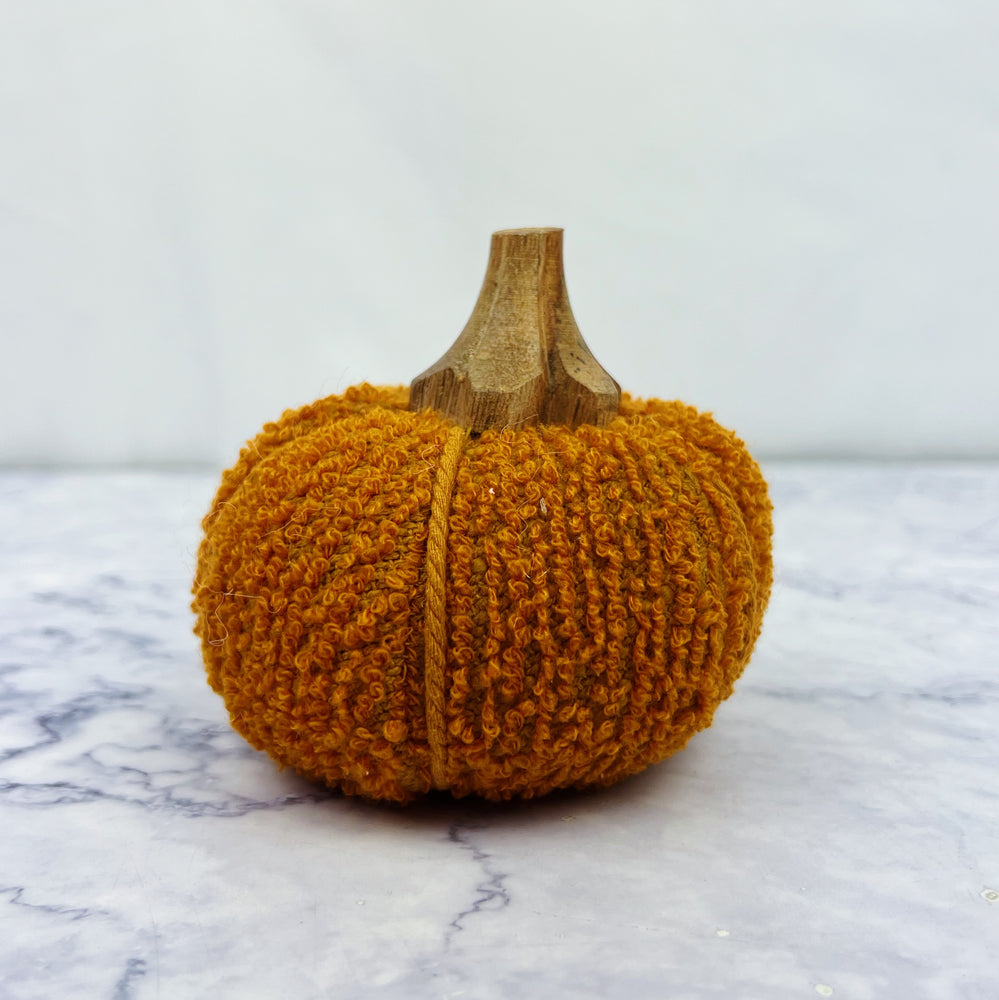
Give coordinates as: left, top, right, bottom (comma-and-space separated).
192, 384, 772, 802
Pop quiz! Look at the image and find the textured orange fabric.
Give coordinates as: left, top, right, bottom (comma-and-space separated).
192, 384, 773, 803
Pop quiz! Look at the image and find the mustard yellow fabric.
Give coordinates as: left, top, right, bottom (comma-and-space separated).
192, 384, 772, 802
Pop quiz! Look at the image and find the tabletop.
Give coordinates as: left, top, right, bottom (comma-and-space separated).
1, 463, 996, 1000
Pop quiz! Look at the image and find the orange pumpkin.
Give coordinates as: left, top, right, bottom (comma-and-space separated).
192, 229, 772, 802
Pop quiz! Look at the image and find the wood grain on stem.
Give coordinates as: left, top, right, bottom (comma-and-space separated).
410, 228, 620, 432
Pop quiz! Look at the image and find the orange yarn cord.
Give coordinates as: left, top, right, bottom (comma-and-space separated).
424, 424, 466, 789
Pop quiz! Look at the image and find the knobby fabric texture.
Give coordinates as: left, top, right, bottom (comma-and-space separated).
192, 384, 773, 803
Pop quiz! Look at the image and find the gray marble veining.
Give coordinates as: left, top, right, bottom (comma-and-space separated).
1, 465, 997, 999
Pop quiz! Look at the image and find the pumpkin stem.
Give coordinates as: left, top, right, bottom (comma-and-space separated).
409, 228, 620, 431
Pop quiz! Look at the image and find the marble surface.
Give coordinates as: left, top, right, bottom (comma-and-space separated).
1, 464, 996, 1000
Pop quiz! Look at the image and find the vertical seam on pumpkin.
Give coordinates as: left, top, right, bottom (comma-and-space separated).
425, 425, 467, 790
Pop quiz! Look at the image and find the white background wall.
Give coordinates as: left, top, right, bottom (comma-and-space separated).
2, 1, 997, 465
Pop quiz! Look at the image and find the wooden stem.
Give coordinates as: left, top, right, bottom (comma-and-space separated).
409, 228, 621, 432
